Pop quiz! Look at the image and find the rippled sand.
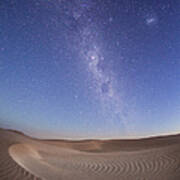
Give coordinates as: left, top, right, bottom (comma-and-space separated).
0, 128, 180, 180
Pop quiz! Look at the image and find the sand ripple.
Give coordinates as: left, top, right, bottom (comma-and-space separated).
1, 129, 180, 180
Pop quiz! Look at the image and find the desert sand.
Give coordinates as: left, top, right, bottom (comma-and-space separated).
0, 128, 180, 180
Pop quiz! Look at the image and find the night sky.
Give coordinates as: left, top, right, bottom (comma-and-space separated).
0, 0, 180, 139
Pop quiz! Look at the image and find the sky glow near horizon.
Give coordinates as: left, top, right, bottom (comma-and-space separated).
0, 0, 180, 139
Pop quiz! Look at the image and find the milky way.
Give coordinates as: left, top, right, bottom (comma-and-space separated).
72, 2, 133, 132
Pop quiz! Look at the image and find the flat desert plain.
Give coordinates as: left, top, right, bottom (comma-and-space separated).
0, 128, 180, 180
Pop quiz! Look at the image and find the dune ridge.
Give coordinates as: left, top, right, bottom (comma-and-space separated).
1, 128, 180, 180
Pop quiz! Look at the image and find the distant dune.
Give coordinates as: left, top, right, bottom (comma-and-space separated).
0, 128, 180, 180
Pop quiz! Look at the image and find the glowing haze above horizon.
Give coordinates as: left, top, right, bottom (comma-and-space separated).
0, 0, 180, 139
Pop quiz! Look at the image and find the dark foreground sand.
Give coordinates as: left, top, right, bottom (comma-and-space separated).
0, 128, 180, 180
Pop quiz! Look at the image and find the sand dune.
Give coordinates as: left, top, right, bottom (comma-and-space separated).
0, 128, 180, 180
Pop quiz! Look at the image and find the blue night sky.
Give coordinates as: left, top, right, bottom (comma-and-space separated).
0, 0, 180, 139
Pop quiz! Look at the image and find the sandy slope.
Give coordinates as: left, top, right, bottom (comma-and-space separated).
0, 129, 180, 180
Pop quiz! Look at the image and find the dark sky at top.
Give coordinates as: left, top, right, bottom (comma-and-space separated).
0, 0, 180, 138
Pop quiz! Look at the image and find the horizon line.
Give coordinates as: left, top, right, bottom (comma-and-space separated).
1, 127, 180, 141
